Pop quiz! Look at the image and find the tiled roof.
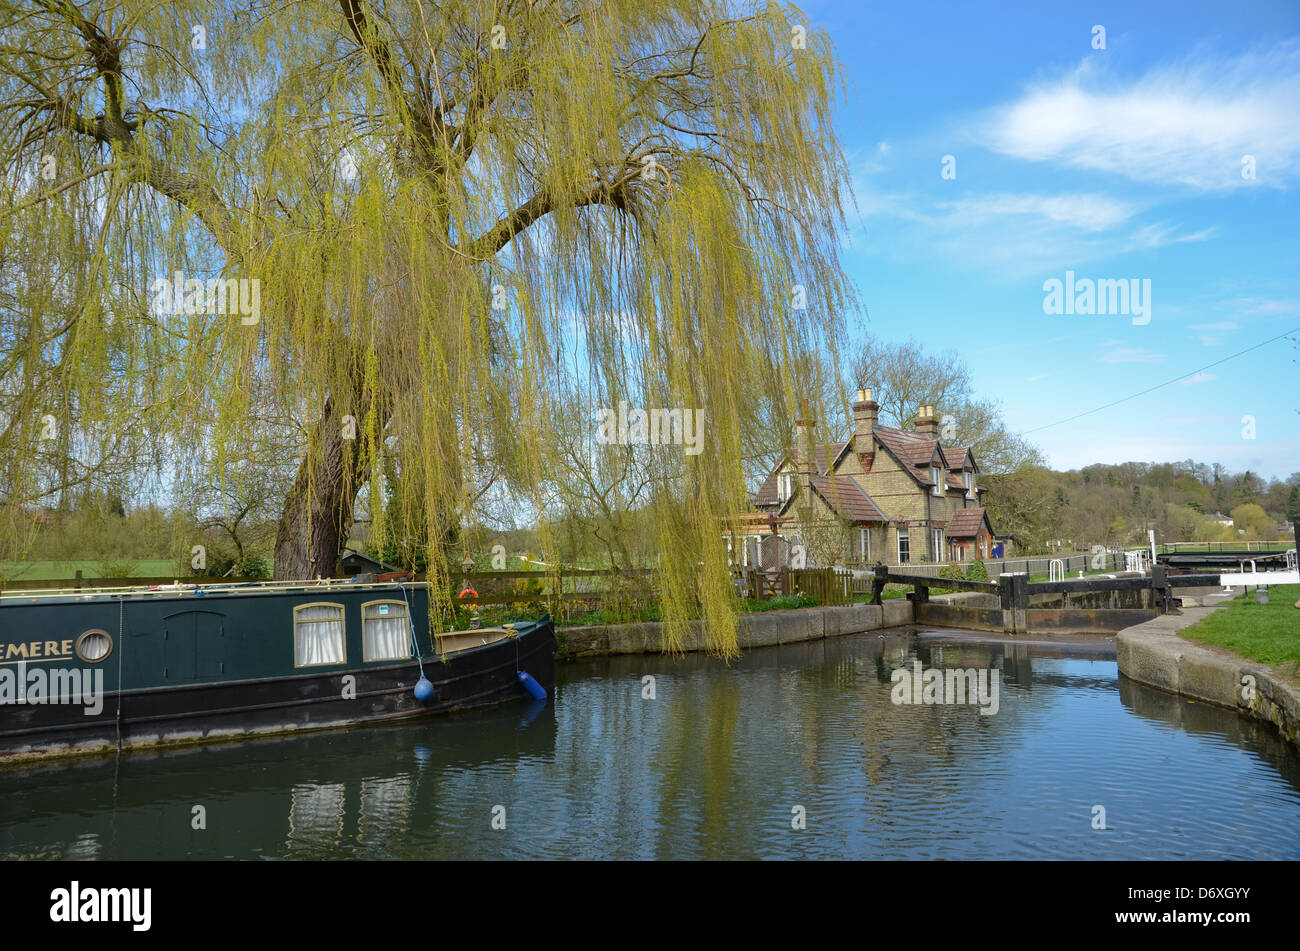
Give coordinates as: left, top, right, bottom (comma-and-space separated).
946, 507, 989, 538
945, 472, 965, 490
946, 447, 970, 468
810, 475, 888, 523
809, 442, 849, 475
872, 426, 944, 468
752, 442, 848, 506
753, 469, 781, 507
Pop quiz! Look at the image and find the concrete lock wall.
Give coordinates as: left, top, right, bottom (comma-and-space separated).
1117, 607, 1300, 750
557, 599, 914, 660
555, 584, 1167, 659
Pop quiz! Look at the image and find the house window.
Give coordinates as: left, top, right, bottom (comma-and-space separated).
860, 528, 871, 562
294, 603, 346, 667
964, 470, 975, 498
931, 466, 942, 496
932, 529, 943, 561
979, 536, 988, 559
897, 529, 910, 563
778, 472, 794, 502
362, 601, 412, 662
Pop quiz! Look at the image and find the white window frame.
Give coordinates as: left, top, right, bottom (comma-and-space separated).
860, 528, 871, 562
931, 465, 943, 496
362, 599, 413, 662
293, 602, 347, 668
932, 529, 943, 561
897, 529, 910, 564
964, 470, 975, 499
778, 472, 794, 502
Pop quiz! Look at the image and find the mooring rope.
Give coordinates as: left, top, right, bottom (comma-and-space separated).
397, 581, 427, 680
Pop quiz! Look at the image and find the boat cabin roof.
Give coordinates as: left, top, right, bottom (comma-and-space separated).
0, 577, 438, 607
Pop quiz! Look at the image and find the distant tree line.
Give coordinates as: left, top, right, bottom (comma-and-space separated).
982, 461, 1300, 553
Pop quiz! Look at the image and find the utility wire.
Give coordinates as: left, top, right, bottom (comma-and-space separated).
1021, 325, 1300, 435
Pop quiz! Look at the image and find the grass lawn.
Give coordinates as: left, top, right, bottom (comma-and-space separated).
1179, 584, 1300, 672
0, 559, 179, 581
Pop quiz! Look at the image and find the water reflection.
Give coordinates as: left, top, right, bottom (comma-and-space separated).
2, 628, 1298, 860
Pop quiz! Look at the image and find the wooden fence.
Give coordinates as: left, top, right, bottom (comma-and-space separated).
732, 567, 855, 606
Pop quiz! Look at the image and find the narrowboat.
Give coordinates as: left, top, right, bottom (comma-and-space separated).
0, 579, 557, 763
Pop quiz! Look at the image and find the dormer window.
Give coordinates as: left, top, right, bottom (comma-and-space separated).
778, 472, 795, 502
930, 465, 942, 496
964, 470, 975, 498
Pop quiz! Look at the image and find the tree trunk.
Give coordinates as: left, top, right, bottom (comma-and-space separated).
273, 396, 370, 580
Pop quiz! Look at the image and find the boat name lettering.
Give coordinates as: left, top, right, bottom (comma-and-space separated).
1, 639, 75, 663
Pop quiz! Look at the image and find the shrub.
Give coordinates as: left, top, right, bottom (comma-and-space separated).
965, 558, 989, 582
95, 559, 139, 579
767, 592, 818, 610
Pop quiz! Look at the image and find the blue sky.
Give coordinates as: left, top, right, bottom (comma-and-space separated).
808, 0, 1300, 478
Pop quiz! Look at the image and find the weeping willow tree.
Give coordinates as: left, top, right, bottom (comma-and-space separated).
0, 0, 855, 654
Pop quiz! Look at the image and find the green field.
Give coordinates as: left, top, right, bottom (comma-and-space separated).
1180, 584, 1300, 672
0, 559, 179, 581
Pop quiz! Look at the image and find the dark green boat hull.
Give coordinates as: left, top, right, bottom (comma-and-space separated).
0, 584, 556, 762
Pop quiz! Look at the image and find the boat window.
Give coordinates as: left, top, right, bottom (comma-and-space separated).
294, 603, 346, 667
75, 629, 113, 663
362, 601, 412, 662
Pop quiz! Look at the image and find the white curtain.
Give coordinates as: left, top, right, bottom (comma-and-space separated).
79, 631, 112, 661
363, 603, 410, 661
295, 604, 346, 666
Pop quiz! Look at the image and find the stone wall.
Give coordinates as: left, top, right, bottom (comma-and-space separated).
557, 599, 915, 660
1117, 607, 1300, 749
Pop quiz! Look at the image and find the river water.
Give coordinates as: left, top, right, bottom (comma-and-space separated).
3, 628, 1298, 860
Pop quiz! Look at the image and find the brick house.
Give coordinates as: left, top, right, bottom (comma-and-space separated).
736, 389, 995, 568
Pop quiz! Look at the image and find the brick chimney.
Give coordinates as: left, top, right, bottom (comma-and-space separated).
915, 404, 939, 436
853, 388, 877, 466
794, 399, 815, 503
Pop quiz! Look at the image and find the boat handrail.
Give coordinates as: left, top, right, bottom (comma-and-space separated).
0, 577, 440, 603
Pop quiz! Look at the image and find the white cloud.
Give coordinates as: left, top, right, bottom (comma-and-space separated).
1160, 413, 1235, 425
1130, 223, 1215, 248
848, 177, 1214, 277
1226, 297, 1300, 317
846, 183, 1151, 276
1177, 372, 1216, 385
940, 193, 1138, 232
1191, 320, 1239, 346
978, 43, 1300, 189
1100, 346, 1163, 363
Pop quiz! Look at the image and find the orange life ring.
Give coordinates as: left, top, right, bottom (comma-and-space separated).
459, 586, 479, 605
